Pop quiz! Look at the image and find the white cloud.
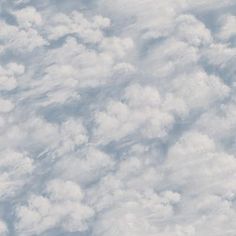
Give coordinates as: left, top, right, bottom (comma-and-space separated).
202, 42, 236, 82
13, 6, 43, 29
170, 69, 230, 109
0, 63, 24, 91
16, 179, 94, 235
3, 117, 58, 151
92, 192, 179, 236
196, 100, 236, 147
45, 11, 110, 43
174, 15, 212, 46
0, 150, 34, 200
0, 117, 5, 128
26, 34, 134, 100
99, 0, 181, 37
0, 99, 14, 113
56, 118, 88, 155
99, 37, 134, 59
203, 43, 236, 67
0, 72, 17, 92
0, 220, 7, 236
94, 83, 188, 143
217, 14, 236, 41
143, 38, 200, 78
6, 63, 25, 75
166, 131, 236, 195
53, 147, 115, 185
0, 20, 47, 54
0, 116, 88, 158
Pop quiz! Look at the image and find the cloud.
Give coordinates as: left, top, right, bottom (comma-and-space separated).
0, 150, 34, 200
18, 30, 134, 108
0, 116, 88, 159
0, 220, 7, 236
195, 100, 236, 150
12, 6, 43, 29
174, 15, 212, 47
217, 14, 236, 41
56, 118, 88, 155
0, 63, 24, 91
166, 131, 236, 194
92, 190, 181, 236
52, 147, 115, 185
0, 99, 14, 113
45, 11, 110, 43
170, 69, 229, 110
93, 83, 177, 143
0, 0, 236, 235
16, 179, 94, 235
0, 20, 47, 54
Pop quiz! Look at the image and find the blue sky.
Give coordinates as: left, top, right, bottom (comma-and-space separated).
0, 0, 236, 235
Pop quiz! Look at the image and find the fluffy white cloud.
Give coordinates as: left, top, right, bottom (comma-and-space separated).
0, 63, 24, 91
45, 11, 110, 43
174, 15, 212, 46
42, 37, 114, 87
0, 117, 57, 152
92, 190, 181, 236
163, 131, 236, 235
94, 84, 177, 143
195, 99, 236, 149
166, 131, 236, 194
94, 80, 209, 144
53, 147, 115, 185
56, 118, 88, 155
217, 14, 236, 41
0, 20, 47, 53
203, 42, 236, 66
0, 116, 88, 158
143, 38, 200, 78
170, 69, 230, 109
13, 6, 43, 29
16, 179, 94, 235
0, 150, 34, 199
0, 99, 14, 113
19, 33, 133, 109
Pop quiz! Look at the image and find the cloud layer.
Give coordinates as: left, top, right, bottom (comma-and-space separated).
0, 0, 236, 235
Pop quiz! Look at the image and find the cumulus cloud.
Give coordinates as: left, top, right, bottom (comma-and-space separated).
0, 150, 34, 199
0, 63, 24, 91
52, 147, 115, 185
0, 99, 14, 113
164, 131, 236, 235
94, 83, 181, 143
166, 131, 236, 193
16, 179, 94, 235
45, 11, 110, 43
170, 69, 230, 109
13, 6, 43, 29
217, 14, 236, 41
0, 20, 47, 54
92, 190, 181, 236
0, 0, 236, 235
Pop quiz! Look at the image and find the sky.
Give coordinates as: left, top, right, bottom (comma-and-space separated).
0, 0, 236, 235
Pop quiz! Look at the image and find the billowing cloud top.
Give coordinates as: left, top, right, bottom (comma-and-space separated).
0, 0, 236, 235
